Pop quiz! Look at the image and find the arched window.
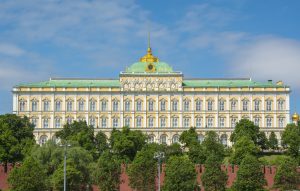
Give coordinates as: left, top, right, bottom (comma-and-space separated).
90, 100, 96, 111
219, 117, 225, 127
43, 100, 50, 111
101, 100, 107, 111
39, 135, 48, 145
113, 117, 119, 127
160, 100, 166, 111
278, 117, 285, 127
172, 117, 178, 128
160, 117, 166, 127
277, 100, 285, 111
207, 117, 213, 127
266, 117, 272, 127
197, 134, 204, 143
55, 100, 61, 111
183, 117, 190, 127
43, 118, 49, 128
231, 100, 237, 111
148, 135, 155, 143
125, 101, 130, 111
183, 100, 190, 111
90, 117, 96, 127
136, 100, 142, 111
19, 100, 26, 111
113, 100, 119, 111
196, 117, 202, 128
148, 100, 154, 111
254, 100, 260, 111
67, 100, 73, 111
101, 117, 107, 127
196, 100, 202, 111
242, 100, 248, 111
78, 99, 85, 111
219, 100, 225, 111
266, 100, 272, 111
32, 100, 38, 111
124, 117, 130, 127
172, 134, 180, 143
172, 100, 178, 111
207, 100, 213, 111
160, 134, 167, 144
220, 134, 227, 146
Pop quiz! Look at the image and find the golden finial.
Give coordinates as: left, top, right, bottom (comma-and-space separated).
292, 112, 299, 122
140, 30, 159, 62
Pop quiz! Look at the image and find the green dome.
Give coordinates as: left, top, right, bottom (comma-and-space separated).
126, 62, 173, 73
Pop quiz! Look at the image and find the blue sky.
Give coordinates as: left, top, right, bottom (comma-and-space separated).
1, 0, 300, 114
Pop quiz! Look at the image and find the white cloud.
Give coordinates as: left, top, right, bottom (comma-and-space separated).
229, 37, 300, 90
0, 43, 25, 56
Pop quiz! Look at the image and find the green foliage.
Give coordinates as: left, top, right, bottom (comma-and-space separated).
8, 156, 48, 191
267, 132, 278, 150
95, 131, 109, 155
0, 114, 35, 172
257, 131, 269, 150
258, 154, 290, 166
230, 119, 260, 144
188, 143, 206, 164
92, 151, 121, 191
201, 154, 227, 191
110, 126, 147, 161
164, 143, 183, 161
128, 145, 157, 191
232, 155, 266, 191
230, 136, 259, 165
202, 131, 225, 162
163, 155, 197, 191
274, 156, 299, 190
51, 160, 85, 191
281, 123, 300, 158
179, 127, 198, 147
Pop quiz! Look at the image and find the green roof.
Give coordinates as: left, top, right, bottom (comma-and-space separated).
126, 62, 174, 73
15, 79, 120, 88
15, 78, 288, 89
182, 79, 286, 88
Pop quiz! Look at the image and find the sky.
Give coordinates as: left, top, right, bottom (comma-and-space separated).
0, 0, 300, 114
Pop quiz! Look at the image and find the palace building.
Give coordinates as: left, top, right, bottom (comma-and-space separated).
12, 45, 291, 146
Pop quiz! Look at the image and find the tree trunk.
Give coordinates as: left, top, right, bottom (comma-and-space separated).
4, 161, 8, 173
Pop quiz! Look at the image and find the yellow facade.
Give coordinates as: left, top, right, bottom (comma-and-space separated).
12, 47, 291, 146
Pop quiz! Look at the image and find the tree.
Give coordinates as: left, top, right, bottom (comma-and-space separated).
230, 119, 260, 144
95, 131, 109, 156
127, 145, 157, 191
267, 132, 278, 150
230, 136, 259, 165
164, 143, 183, 161
281, 123, 300, 158
179, 127, 198, 148
163, 156, 197, 191
201, 154, 227, 191
51, 160, 85, 191
8, 156, 48, 191
55, 121, 95, 153
92, 151, 121, 191
232, 155, 266, 191
202, 131, 225, 162
110, 126, 147, 161
0, 114, 35, 172
274, 156, 300, 190
257, 131, 269, 151
188, 143, 206, 164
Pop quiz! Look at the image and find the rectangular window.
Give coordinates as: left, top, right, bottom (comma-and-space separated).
231, 101, 237, 111
32, 101, 38, 111
183, 118, 190, 127
67, 117, 72, 124
196, 118, 202, 127
101, 101, 107, 111
219, 101, 225, 111
196, 101, 202, 111
278, 117, 284, 127
90, 118, 96, 127
125, 117, 130, 127
219, 117, 225, 127
254, 117, 260, 126
90, 101, 96, 111
31, 118, 37, 127
207, 118, 213, 127
160, 118, 166, 127
113, 101, 118, 111
20, 101, 26, 111
148, 101, 154, 111
172, 101, 178, 111
44, 101, 49, 111
125, 101, 130, 111
67, 101, 72, 112
266, 117, 272, 127
266, 101, 272, 111
136, 117, 142, 127
43, 118, 49, 128
113, 118, 118, 127
231, 118, 237, 128
55, 118, 61, 128
161, 101, 166, 111
207, 101, 213, 111
243, 100, 248, 111
55, 101, 61, 112
254, 100, 260, 111
278, 100, 284, 111
172, 117, 178, 127
184, 101, 189, 111
101, 118, 107, 127
136, 101, 142, 111
79, 101, 84, 111
148, 117, 154, 127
